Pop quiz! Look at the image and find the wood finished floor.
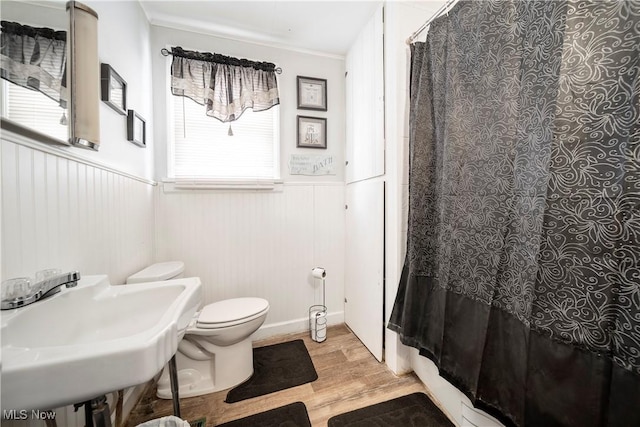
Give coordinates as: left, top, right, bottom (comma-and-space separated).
125, 324, 434, 427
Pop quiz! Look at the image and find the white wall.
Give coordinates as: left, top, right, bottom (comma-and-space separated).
1, 1, 155, 425
155, 183, 345, 337
384, 2, 504, 426
0, 140, 154, 284
150, 25, 346, 183
89, 0, 155, 181
149, 25, 347, 335
1, 0, 155, 181
0, 1, 155, 284
1, 0, 155, 282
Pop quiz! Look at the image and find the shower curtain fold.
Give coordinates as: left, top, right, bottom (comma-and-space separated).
388, 1, 640, 426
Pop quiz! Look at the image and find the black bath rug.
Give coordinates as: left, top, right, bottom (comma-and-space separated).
327, 392, 454, 427
225, 339, 318, 403
216, 402, 311, 427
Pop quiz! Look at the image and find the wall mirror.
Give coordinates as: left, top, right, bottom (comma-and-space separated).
0, 1, 100, 150
1, 1, 68, 145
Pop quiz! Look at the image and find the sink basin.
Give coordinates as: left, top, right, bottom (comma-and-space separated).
1, 275, 202, 411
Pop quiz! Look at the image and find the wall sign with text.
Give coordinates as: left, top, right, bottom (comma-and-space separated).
289, 154, 335, 176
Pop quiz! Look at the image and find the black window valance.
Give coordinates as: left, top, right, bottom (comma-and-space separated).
0, 20, 67, 106
169, 46, 280, 123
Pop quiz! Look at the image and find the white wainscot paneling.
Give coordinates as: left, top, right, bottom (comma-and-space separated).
1, 140, 155, 284
1, 140, 155, 427
155, 183, 345, 339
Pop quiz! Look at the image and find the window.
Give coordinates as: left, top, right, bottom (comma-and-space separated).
168, 89, 280, 182
2, 80, 68, 142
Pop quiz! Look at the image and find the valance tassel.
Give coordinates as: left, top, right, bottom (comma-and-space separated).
228, 124, 234, 136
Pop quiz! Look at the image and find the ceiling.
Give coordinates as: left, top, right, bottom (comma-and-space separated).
139, 1, 383, 57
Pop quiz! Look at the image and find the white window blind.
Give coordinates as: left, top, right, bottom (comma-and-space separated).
2, 81, 68, 142
170, 94, 280, 181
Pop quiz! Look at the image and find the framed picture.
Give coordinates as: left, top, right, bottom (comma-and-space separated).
127, 110, 146, 147
297, 76, 327, 111
100, 63, 127, 115
297, 115, 326, 149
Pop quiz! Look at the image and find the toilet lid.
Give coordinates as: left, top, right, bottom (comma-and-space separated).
126, 261, 184, 283
197, 297, 269, 327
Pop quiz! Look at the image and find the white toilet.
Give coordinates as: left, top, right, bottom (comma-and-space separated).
126, 262, 269, 398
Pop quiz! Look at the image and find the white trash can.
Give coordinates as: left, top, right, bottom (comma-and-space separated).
136, 416, 191, 427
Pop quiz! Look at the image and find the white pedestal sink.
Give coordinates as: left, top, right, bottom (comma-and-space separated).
1, 275, 202, 411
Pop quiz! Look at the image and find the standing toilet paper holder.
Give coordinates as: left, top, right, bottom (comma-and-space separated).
309, 267, 327, 343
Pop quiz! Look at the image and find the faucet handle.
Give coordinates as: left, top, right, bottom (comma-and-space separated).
35, 268, 63, 282
1, 277, 34, 301
2, 270, 81, 310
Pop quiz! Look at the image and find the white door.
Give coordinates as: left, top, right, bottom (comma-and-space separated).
345, 179, 384, 361
345, 5, 384, 184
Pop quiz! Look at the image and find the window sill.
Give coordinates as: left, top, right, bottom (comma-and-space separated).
162, 178, 284, 192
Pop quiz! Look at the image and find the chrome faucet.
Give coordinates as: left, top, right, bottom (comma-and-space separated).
1, 271, 81, 310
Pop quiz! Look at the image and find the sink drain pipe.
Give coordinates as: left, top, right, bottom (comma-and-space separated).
75, 395, 112, 427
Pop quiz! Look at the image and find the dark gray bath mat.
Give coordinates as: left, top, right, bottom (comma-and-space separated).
216, 402, 311, 427
328, 392, 454, 427
225, 339, 318, 403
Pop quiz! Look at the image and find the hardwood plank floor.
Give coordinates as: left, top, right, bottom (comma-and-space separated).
125, 324, 436, 427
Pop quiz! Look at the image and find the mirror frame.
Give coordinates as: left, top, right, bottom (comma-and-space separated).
1, 118, 70, 147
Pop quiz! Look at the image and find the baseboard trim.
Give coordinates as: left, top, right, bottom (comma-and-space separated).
252, 311, 344, 341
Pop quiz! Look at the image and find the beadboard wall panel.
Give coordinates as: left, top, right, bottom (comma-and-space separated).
155, 183, 345, 336
1, 140, 155, 285
1, 139, 155, 427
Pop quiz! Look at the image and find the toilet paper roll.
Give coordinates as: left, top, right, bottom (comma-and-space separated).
310, 307, 327, 343
313, 311, 327, 343
312, 267, 326, 279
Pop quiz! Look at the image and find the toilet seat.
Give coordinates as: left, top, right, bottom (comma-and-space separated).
195, 297, 269, 329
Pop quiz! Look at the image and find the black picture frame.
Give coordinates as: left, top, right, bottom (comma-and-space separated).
127, 110, 146, 147
297, 76, 327, 111
297, 115, 327, 149
100, 63, 127, 115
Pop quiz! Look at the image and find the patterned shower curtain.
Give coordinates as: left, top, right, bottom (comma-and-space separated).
388, 1, 639, 426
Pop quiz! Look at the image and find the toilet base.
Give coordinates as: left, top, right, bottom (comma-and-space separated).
156, 338, 254, 399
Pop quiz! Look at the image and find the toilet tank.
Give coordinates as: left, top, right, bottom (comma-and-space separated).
126, 261, 185, 284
